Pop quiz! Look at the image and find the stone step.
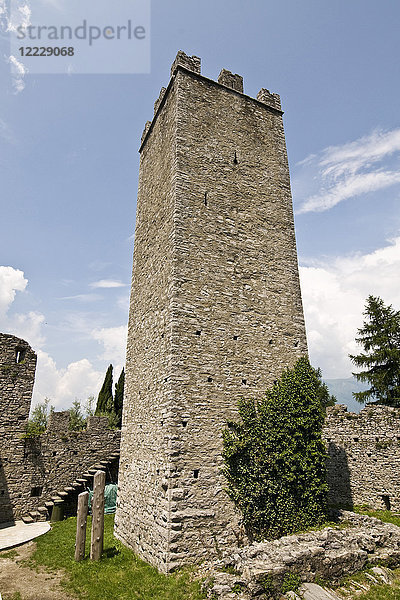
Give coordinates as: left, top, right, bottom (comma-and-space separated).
51, 495, 63, 503
21, 515, 34, 524
44, 501, 54, 509
29, 511, 40, 521
38, 506, 48, 513
64, 486, 75, 493
71, 481, 83, 488
82, 473, 92, 478
57, 491, 69, 498
76, 478, 88, 484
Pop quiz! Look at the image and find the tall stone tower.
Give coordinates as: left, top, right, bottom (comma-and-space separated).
115, 51, 307, 572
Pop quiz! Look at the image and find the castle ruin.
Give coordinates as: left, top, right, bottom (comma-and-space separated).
0, 332, 120, 523
115, 51, 308, 572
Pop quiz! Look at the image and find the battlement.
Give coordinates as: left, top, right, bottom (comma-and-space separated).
170, 50, 201, 77
140, 51, 283, 151
46, 411, 110, 434
218, 68, 243, 93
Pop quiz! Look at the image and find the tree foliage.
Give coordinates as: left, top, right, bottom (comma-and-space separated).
349, 295, 400, 406
25, 398, 54, 436
114, 368, 125, 428
96, 364, 114, 414
222, 357, 329, 540
68, 399, 87, 431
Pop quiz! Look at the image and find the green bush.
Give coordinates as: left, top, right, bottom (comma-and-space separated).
222, 356, 329, 540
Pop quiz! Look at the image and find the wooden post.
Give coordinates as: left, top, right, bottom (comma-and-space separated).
90, 470, 106, 561
74, 491, 89, 561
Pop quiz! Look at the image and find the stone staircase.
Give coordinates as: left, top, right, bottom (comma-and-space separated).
21, 450, 120, 523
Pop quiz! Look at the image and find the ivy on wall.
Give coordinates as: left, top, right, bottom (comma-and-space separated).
222, 357, 329, 540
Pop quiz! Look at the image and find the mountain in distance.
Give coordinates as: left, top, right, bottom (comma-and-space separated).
324, 377, 369, 414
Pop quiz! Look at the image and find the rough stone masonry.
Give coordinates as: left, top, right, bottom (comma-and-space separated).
115, 51, 308, 572
0, 332, 120, 523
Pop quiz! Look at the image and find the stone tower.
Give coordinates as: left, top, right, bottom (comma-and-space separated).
115, 51, 307, 572
0, 334, 37, 522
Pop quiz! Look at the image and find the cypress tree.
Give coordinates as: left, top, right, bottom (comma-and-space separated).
96, 364, 113, 415
114, 368, 125, 428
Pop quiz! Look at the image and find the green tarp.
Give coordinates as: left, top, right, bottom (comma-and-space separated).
88, 483, 117, 514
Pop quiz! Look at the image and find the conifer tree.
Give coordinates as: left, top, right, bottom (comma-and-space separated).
349, 295, 400, 406
95, 364, 113, 414
114, 368, 125, 428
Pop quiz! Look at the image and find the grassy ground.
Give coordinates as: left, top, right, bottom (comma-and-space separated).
337, 507, 400, 599
12, 508, 400, 600
354, 506, 400, 528
31, 515, 206, 600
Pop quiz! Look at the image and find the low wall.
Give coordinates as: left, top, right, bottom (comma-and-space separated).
1, 410, 120, 522
208, 511, 400, 598
323, 404, 400, 511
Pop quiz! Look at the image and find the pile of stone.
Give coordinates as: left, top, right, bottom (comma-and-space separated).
206, 511, 400, 599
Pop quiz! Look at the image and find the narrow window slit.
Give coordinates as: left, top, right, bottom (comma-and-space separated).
15, 347, 26, 363
207, 376, 213, 382
233, 335, 238, 340
204, 192, 208, 206
193, 469, 199, 479
195, 330, 201, 336
233, 151, 238, 164
242, 379, 247, 385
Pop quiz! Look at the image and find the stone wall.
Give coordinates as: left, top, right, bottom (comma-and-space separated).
323, 404, 400, 511
0, 332, 120, 522
18, 413, 120, 519
0, 334, 37, 522
115, 50, 308, 573
208, 511, 400, 599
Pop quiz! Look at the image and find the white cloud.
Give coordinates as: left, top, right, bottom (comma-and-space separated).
5, 1, 31, 32
0, 264, 116, 410
2, 1, 31, 93
0, 266, 46, 349
0, 266, 27, 315
8, 54, 28, 94
300, 171, 400, 214
90, 279, 127, 289
32, 350, 103, 409
296, 128, 400, 214
58, 293, 101, 302
92, 325, 127, 365
300, 236, 400, 378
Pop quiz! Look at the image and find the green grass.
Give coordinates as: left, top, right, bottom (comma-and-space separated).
351, 568, 400, 600
354, 506, 400, 527
32, 515, 206, 600
0, 548, 19, 559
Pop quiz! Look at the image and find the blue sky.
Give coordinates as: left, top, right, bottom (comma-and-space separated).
1, 0, 400, 408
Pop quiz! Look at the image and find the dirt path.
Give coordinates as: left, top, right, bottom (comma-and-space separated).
0, 541, 77, 600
